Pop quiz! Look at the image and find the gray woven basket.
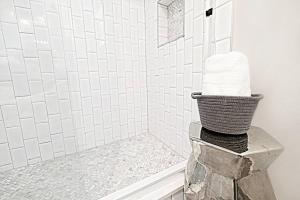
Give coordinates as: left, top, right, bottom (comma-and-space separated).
191, 92, 263, 135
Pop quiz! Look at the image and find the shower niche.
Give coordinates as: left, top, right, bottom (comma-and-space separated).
157, 0, 184, 47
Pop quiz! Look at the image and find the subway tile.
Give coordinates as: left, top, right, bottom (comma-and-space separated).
82, 97, 93, 115
56, 80, 69, 99
194, 0, 204, 17
32, 102, 48, 123
51, 134, 64, 153
61, 118, 74, 137
0, 143, 12, 166
215, 2, 232, 40
176, 50, 184, 74
192, 45, 203, 72
104, 16, 114, 35
113, 4, 122, 23
78, 59, 89, 78
45, 0, 58, 12
11, 147, 27, 168
29, 81, 45, 102
0, 121, 7, 143
75, 38, 87, 58
70, 92, 81, 110
0, 82, 15, 105
83, 115, 94, 132
2, 105, 20, 127
94, 124, 104, 143
101, 95, 111, 112
86, 131, 96, 149
53, 58, 67, 80
93, 107, 103, 125
184, 65, 193, 88
73, 16, 85, 38
72, 111, 83, 129
49, 114, 62, 134
59, 100, 72, 118
90, 72, 100, 90
62, 29, 75, 51
86, 32, 97, 53
7, 49, 26, 73
64, 137, 76, 154
20, 33, 38, 57
216, 38, 231, 54
31, 1, 47, 27
0, 57, 11, 81
65, 52, 77, 71
14, 0, 30, 8
7, 127, 23, 148
25, 58, 41, 80
20, 118, 37, 139
91, 90, 101, 108
16, 96, 33, 118
60, 7, 72, 29
39, 142, 54, 161
45, 94, 60, 115
68, 72, 80, 91
185, 11, 193, 39
103, 0, 113, 16
185, 0, 194, 12
184, 39, 193, 64
94, 0, 104, 20
71, 0, 83, 16
0, 0, 16, 23
16, 7, 34, 33
83, 0, 93, 11
49, 37, 64, 59
0, 28, 6, 56
42, 73, 56, 94
96, 40, 106, 59
193, 16, 203, 46
36, 122, 51, 143
83, 11, 95, 32
35, 27, 50, 50
24, 138, 40, 159
103, 112, 112, 129
79, 79, 91, 97
95, 20, 105, 40
103, 128, 113, 143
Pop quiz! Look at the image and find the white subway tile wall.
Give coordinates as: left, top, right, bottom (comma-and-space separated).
145, 0, 232, 158
0, 0, 147, 170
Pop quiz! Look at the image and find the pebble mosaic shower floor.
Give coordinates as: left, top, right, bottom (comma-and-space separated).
0, 134, 184, 200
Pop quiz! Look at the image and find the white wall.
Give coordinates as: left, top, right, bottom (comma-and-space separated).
232, 0, 300, 199
0, 0, 147, 170
145, 0, 233, 157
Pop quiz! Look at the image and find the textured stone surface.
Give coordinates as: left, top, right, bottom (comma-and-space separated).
167, 0, 184, 41
0, 134, 184, 200
185, 122, 283, 200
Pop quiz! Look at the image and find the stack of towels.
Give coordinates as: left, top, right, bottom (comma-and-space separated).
202, 51, 251, 97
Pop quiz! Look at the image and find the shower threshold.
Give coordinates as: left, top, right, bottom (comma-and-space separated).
0, 134, 184, 200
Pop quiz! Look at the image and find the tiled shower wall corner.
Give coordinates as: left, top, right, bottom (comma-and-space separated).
145, 0, 232, 158
0, 0, 147, 171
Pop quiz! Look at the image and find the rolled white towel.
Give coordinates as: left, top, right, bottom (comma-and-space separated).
202, 51, 251, 96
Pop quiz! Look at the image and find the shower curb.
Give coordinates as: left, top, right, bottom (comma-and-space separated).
99, 160, 187, 200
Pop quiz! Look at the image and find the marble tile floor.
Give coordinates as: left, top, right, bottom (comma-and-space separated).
0, 134, 184, 200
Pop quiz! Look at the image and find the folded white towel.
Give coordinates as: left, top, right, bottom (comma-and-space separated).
202, 51, 251, 96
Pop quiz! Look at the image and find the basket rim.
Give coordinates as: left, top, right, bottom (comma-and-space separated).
191, 92, 264, 100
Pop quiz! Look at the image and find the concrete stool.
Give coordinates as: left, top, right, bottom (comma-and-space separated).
184, 122, 283, 200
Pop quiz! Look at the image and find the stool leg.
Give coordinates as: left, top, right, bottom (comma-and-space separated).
237, 171, 277, 200
185, 154, 235, 200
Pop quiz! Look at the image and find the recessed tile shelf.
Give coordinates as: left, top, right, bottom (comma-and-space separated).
157, 0, 184, 47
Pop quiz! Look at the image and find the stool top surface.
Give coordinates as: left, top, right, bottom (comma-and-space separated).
189, 121, 283, 156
